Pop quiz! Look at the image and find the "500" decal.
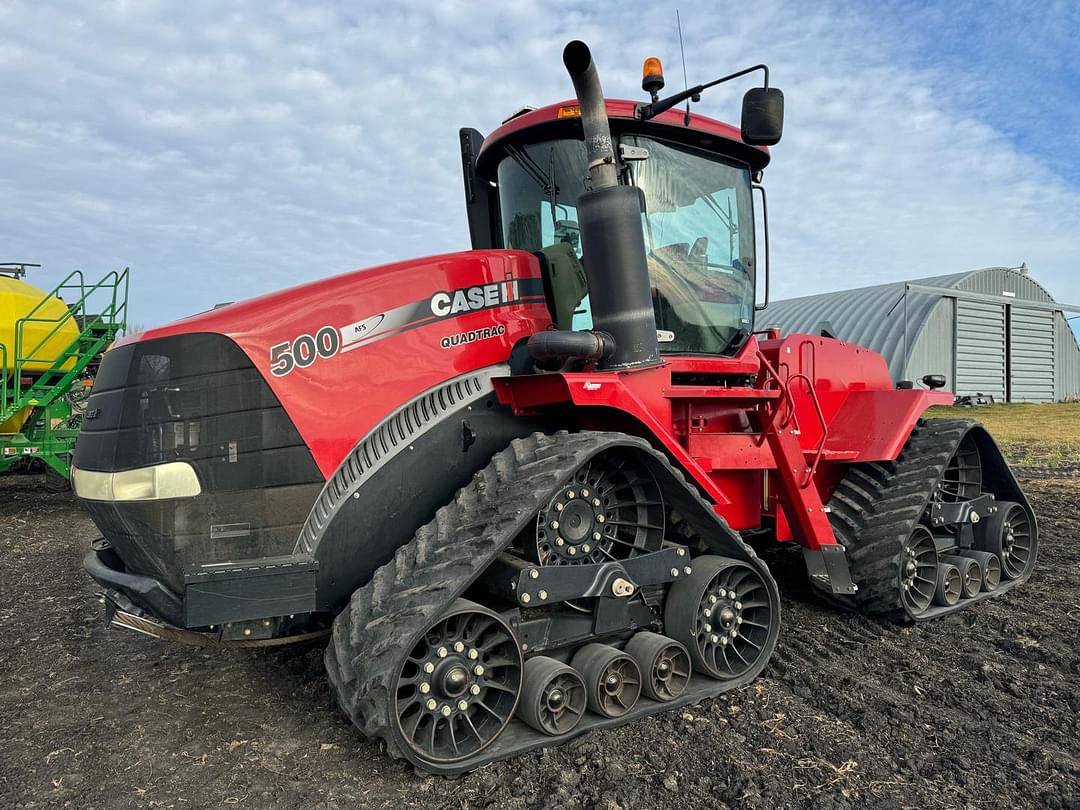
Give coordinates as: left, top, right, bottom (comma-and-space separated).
269, 326, 340, 377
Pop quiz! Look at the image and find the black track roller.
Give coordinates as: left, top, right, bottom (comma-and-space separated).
624, 631, 691, 702
517, 656, 587, 736
570, 643, 641, 718
941, 555, 982, 598
961, 549, 1001, 591
934, 563, 962, 606
665, 555, 779, 681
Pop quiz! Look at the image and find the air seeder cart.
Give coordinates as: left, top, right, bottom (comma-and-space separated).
1, 263, 127, 487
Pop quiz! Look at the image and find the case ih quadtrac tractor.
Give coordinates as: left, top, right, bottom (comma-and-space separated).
75, 42, 1036, 774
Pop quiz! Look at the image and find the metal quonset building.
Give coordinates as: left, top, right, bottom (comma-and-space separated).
760, 267, 1080, 403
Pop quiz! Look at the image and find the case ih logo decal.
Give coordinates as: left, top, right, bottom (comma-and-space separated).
269, 276, 543, 376
429, 280, 520, 318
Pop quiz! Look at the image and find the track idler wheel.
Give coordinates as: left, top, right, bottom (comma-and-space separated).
933, 563, 962, 606
941, 555, 982, 598
571, 643, 641, 718
900, 526, 939, 616
517, 656, 586, 736
391, 599, 523, 764
624, 631, 691, 702
960, 549, 1001, 591
664, 555, 779, 681
976, 501, 1035, 580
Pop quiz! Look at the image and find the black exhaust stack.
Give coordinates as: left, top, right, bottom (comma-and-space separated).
561, 41, 660, 370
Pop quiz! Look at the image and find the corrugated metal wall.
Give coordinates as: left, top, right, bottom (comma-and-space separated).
905, 298, 955, 384
760, 272, 971, 380
954, 299, 1005, 400
1055, 317, 1080, 401
766, 268, 1080, 401
1008, 308, 1056, 402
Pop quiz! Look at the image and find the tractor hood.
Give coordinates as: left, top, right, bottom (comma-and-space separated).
102, 250, 551, 478
73, 249, 551, 593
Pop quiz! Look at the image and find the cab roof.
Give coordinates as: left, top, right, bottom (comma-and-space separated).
476, 98, 771, 177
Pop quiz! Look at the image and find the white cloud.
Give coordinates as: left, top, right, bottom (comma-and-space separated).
0, 0, 1076, 327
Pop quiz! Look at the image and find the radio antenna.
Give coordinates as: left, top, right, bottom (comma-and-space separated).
676, 10, 691, 125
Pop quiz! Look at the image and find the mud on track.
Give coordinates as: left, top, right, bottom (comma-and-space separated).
1, 475, 1077, 809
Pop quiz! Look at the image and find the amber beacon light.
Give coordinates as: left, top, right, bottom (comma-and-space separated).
641, 56, 665, 98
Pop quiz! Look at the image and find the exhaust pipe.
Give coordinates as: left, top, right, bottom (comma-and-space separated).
941, 555, 982, 599
561, 41, 661, 371
562, 41, 619, 190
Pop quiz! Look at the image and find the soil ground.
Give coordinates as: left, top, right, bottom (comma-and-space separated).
1, 467, 1077, 809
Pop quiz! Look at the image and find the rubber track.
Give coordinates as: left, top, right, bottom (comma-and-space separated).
324, 430, 773, 770
826, 418, 981, 621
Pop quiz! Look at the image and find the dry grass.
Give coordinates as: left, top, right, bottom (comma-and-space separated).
925, 402, 1080, 472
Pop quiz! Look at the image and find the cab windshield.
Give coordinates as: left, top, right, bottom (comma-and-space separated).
496, 136, 756, 355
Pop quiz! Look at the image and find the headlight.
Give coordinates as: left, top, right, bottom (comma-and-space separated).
72, 461, 202, 501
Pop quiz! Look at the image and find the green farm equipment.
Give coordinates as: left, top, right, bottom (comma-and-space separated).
0, 263, 128, 487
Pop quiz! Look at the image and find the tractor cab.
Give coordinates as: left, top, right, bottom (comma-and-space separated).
462, 58, 781, 359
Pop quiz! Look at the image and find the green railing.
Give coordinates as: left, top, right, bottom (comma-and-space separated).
1, 267, 128, 424
0, 342, 8, 425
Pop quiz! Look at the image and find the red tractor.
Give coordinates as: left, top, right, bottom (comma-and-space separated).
75, 42, 1035, 774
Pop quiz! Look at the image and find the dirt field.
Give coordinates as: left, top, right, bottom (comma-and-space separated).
2, 465, 1078, 809
927, 403, 1080, 478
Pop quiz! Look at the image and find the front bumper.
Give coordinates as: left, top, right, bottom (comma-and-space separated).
84, 538, 185, 626
83, 538, 320, 631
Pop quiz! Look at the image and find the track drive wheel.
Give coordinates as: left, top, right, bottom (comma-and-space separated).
534, 450, 664, 566
517, 656, 586, 736
571, 643, 641, 718
390, 599, 523, 765
976, 501, 1035, 580
934, 433, 983, 504
624, 631, 691, 702
664, 555, 779, 682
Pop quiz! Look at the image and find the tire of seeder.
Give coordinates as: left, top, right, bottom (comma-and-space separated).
324, 430, 780, 773
825, 418, 1037, 622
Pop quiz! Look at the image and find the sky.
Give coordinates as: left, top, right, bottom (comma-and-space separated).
1, 0, 1078, 336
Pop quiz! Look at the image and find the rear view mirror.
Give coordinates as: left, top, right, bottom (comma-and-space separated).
922, 374, 947, 390
741, 87, 784, 145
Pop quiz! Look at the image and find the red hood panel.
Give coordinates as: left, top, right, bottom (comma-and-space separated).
125, 250, 551, 477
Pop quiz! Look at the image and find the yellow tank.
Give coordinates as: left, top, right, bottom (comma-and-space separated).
1, 275, 81, 374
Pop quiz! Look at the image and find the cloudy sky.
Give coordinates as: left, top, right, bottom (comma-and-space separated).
2, 0, 1078, 333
